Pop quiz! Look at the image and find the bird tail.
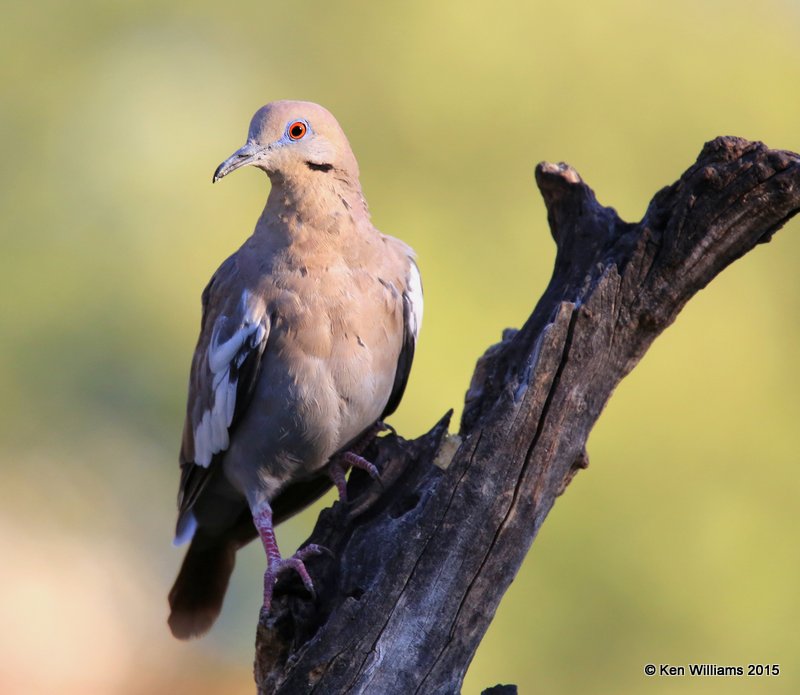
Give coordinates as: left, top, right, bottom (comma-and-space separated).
168, 529, 239, 640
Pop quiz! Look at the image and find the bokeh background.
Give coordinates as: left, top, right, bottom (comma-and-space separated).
2, 1, 799, 693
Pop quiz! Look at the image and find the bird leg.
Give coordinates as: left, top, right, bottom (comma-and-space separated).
252, 501, 323, 619
327, 421, 388, 502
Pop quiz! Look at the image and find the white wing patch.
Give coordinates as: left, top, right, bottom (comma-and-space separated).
193, 291, 268, 467
406, 259, 423, 341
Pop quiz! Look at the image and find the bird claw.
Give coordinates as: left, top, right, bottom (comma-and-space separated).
326, 420, 387, 502
328, 461, 349, 502
342, 451, 380, 479
328, 451, 380, 503
261, 544, 326, 615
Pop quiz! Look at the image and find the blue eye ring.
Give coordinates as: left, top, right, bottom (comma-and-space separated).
287, 120, 308, 140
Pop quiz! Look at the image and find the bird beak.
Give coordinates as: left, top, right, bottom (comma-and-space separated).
212, 142, 267, 183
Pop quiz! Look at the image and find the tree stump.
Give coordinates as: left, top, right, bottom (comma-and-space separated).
253, 137, 800, 694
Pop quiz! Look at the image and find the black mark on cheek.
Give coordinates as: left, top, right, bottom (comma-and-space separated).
305, 161, 334, 172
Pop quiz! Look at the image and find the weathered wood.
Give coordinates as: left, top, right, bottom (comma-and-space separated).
254, 137, 800, 694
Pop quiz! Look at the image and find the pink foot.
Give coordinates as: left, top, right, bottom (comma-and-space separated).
342, 451, 380, 478
253, 502, 324, 618
326, 421, 388, 501
328, 450, 380, 502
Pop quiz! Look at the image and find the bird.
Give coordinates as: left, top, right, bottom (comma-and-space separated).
167, 100, 423, 640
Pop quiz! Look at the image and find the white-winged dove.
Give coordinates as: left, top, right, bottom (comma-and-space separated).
168, 101, 423, 639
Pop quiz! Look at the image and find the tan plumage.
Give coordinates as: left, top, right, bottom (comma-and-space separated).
168, 101, 422, 639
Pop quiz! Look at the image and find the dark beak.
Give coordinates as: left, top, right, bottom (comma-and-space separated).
212, 142, 267, 183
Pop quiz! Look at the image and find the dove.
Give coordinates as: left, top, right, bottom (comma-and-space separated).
167, 101, 422, 639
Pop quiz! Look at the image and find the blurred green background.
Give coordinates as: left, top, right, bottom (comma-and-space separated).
2, 1, 798, 693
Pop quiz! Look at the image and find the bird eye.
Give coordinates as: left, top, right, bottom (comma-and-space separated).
288, 121, 307, 140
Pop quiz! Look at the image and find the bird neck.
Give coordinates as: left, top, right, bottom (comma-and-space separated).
269, 168, 370, 218
259, 171, 370, 229
254, 172, 374, 249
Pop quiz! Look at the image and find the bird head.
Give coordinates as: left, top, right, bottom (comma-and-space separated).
212, 101, 360, 184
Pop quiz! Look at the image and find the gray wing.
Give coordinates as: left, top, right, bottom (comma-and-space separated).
175, 257, 270, 543
381, 258, 423, 419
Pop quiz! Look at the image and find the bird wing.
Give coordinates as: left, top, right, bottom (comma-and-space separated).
381, 258, 423, 419
175, 256, 270, 542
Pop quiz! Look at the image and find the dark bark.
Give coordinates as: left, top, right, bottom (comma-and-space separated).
254, 137, 800, 694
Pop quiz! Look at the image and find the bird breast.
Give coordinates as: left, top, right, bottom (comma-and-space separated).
222, 261, 404, 495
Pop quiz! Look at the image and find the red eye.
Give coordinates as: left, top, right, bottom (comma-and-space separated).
288, 121, 307, 140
